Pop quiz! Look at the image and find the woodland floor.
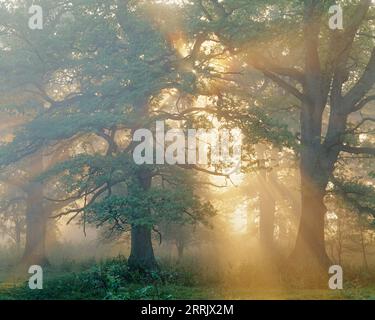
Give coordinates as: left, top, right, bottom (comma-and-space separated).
0, 257, 374, 300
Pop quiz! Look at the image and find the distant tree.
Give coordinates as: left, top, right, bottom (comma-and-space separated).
182, 0, 375, 282
0, 188, 26, 254
0, 0, 217, 270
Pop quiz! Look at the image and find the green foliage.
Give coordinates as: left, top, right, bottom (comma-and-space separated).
0, 256, 213, 300
332, 178, 375, 216
0, 0, 216, 241
2, 256, 375, 300
240, 107, 296, 149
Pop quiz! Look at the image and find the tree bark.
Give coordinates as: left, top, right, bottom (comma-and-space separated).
290, 175, 330, 266
15, 219, 21, 255
176, 239, 185, 262
128, 224, 158, 270
288, 98, 334, 283
21, 180, 49, 266
337, 215, 343, 266
128, 168, 158, 271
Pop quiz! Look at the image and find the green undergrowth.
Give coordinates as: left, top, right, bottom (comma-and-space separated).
0, 256, 375, 300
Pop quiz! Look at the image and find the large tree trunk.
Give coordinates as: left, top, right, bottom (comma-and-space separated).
287, 174, 331, 286
290, 175, 330, 267
287, 97, 334, 285
21, 180, 49, 266
128, 224, 157, 270
128, 168, 158, 271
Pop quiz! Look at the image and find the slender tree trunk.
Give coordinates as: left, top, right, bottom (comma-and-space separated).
359, 221, 368, 270
176, 239, 185, 262
15, 221, 21, 255
337, 215, 343, 266
329, 243, 335, 264
21, 180, 49, 266
258, 171, 276, 249
256, 147, 276, 249
247, 206, 257, 237
128, 168, 158, 271
277, 218, 288, 246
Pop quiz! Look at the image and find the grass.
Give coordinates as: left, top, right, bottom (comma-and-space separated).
0, 256, 375, 300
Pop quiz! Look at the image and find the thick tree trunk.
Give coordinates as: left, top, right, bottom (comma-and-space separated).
290, 177, 330, 266
21, 181, 49, 266
288, 138, 333, 285
128, 168, 158, 271
287, 180, 331, 286
128, 224, 158, 270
